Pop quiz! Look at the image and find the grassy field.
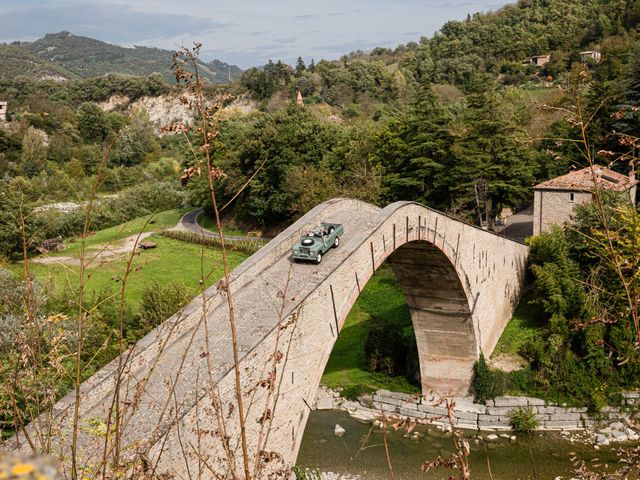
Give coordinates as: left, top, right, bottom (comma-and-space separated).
19, 209, 249, 307
491, 292, 545, 356
59, 208, 189, 253
321, 266, 420, 396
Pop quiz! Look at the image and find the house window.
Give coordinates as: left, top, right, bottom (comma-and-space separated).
569, 192, 575, 202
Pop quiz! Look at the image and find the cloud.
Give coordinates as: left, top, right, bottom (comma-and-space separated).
0, 0, 510, 68
0, 3, 227, 44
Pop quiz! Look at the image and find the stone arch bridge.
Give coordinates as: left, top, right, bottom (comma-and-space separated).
10, 199, 528, 477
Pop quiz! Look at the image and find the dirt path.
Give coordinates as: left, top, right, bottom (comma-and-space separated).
31, 232, 154, 267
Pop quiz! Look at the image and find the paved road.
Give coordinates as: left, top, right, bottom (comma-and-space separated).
175, 208, 272, 242
503, 205, 533, 243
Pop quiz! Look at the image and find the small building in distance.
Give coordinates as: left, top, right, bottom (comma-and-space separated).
580, 50, 602, 64
525, 55, 551, 67
0, 101, 7, 122
533, 166, 638, 235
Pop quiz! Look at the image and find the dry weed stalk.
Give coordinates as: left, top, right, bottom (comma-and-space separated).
164, 43, 299, 479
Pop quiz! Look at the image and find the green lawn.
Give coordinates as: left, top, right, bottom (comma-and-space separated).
321, 266, 420, 396
492, 292, 545, 357
20, 210, 249, 308
59, 208, 190, 254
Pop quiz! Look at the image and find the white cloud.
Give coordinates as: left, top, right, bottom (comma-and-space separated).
0, 0, 508, 68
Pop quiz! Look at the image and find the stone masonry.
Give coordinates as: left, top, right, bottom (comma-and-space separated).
370, 390, 640, 431
533, 189, 592, 235
7, 198, 529, 477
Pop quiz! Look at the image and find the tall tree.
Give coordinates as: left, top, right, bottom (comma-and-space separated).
375, 80, 456, 208
21, 126, 48, 178
295, 56, 306, 77
452, 80, 535, 218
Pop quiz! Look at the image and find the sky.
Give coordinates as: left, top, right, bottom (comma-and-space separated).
0, 0, 508, 69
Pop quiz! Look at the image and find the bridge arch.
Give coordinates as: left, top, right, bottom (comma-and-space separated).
11, 199, 528, 477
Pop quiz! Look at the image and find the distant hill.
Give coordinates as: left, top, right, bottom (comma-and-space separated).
0, 44, 79, 81
0, 32, 242, 83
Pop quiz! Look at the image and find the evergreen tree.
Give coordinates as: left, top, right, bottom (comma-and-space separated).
452, 80, 535, 218
375, 80, 456, 207
295, 56, 306, 77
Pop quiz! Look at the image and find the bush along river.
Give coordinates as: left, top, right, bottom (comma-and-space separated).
296, 388, 640, 479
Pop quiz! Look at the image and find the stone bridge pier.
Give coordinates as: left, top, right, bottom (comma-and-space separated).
7, 199, 528, 478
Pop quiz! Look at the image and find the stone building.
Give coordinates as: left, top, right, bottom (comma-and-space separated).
0, 101, 7, 122
533, 166, 638, 235
525, 54, 551, 67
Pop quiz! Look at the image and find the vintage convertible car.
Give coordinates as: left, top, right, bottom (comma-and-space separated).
292, 222, 344, 264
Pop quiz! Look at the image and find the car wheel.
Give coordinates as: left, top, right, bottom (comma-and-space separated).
328, 226, 335, 234
333, 236, 340, 248
315, 252, 322, 264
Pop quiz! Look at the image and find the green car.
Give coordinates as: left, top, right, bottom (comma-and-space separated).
292, 222, 344, 264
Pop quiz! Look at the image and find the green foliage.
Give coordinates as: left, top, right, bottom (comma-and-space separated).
415, 0, 640, 87
509, 407, 539, 432
374, 81, 455, 207
20, 127, 48, 178
527, 228, 586, 319
160, 230, 264, 256
202, 105, 384, 225
76, 102, 112, 143
322, 266, 420, 395
0, 44, 77, 81
31, 182, 184, 253
473, 353, 506, 403
364, 317, 415, 377
0, 182, 43, 259
137, 281, 193, 337
109, 110, 160, 166
453, 81, 536, 216
502, 203, 640, 407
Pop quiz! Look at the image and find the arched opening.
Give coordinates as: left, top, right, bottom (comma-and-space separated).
321, 263, 421, 398
320, 239, 476, 402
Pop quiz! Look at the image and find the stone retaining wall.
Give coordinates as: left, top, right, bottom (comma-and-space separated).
368, 390, 640, 431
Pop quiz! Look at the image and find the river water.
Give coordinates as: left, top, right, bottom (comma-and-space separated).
297, 410, 629, 479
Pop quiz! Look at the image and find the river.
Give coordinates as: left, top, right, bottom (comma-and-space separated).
297, 410, 629, 479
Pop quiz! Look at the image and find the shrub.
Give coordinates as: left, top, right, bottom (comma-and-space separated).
340, 384, 376, 401
509, 407, 539, 432
472, 353, 506, 403
364, 318, 407, 376
138, 281, 193, 336
160, 230, 264, 256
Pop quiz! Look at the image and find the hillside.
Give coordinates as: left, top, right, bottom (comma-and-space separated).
417, 0, 640, 84
0, 44, 78, 81
4, 32, 241, 83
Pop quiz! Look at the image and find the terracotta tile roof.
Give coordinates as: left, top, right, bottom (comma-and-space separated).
534, 166, 639, 192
